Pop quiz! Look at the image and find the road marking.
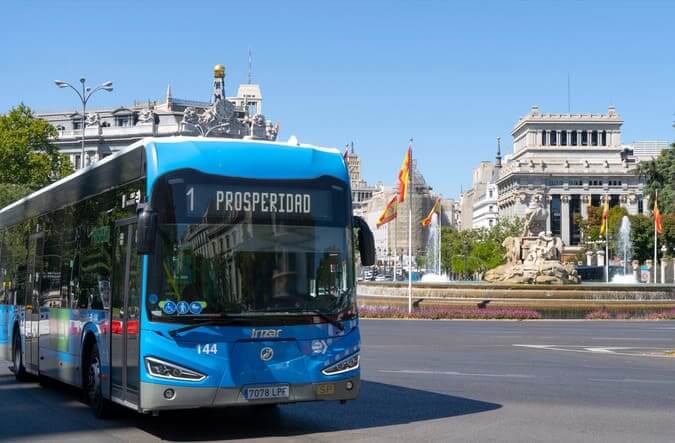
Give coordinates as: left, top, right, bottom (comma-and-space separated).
513, 344, 674, 358
589, 378, 675, 384
379, 369, 532, 378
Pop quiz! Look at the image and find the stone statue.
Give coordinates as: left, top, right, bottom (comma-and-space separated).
137, 107, 155, 125
522, 195, 548, 237
85, 113, 100, 127
484, 210, 580, 285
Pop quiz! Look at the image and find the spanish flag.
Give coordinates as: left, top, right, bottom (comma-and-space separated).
422, 198, 442, 227
599, 199, 609, 236
376, 195, 398, 228
654, 197, 663, 235
397, 145, 412, 203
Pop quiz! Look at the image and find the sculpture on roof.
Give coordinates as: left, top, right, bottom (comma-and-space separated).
137, 106, 155, 125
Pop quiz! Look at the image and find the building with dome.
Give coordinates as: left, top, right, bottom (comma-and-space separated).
38, 64, 278, 169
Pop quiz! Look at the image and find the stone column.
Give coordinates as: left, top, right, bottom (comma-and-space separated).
632, 260, 640, 282
597, 250, 605, 267
580, 195, 589, 219
546, 195, 552, 232
661, 258, 672, 284
561, 195, 570, 245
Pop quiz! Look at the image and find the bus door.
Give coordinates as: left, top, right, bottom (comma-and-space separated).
111, 219, 141, 406
24, 231, 44, 374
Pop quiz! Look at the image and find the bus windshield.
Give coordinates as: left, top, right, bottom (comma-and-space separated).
146, 171, 354, 322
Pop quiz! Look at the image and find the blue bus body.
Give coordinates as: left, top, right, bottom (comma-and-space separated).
0, 137, 366, 414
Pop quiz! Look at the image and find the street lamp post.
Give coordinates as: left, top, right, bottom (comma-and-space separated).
54, 78, 113, 169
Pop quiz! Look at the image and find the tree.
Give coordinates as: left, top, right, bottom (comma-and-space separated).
441, 217, 524, 276
0, 104, 73, 203
634, 143, 675, 213
630, 214, 654, 262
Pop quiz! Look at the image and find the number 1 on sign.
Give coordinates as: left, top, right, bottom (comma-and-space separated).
186, 187, 194, 212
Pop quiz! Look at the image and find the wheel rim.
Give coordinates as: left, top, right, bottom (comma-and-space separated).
87, 354, 101, 403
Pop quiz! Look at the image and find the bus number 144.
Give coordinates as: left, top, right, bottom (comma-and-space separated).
197, 344, 218, 355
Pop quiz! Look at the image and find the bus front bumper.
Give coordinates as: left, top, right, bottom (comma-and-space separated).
139, 376, 360, 412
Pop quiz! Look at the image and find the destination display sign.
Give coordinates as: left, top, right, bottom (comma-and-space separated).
166, 179, 347, 226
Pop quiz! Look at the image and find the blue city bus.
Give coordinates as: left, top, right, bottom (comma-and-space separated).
0, 137, 374, 417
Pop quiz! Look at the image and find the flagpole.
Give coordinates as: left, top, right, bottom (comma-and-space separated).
604, 195, 609, 283
408, 140, 413, 314
654, 189, 658, 284
394, 211, 398, 282
437, 200, 442, 275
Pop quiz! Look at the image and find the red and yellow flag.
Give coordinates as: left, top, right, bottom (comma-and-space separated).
397, 145, 412, 203
376, 195, 398, 228
599, 199, 609, 236
422, 198, 442, 227
654, 197, 663, 235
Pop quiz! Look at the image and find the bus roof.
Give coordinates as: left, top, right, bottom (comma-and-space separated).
0, 136, 349, 227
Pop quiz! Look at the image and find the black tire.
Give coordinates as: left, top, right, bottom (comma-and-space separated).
84, 344, 112, 419
12, 330, 28, 382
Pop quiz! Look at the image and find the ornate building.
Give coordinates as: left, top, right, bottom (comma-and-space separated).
496, 106, 645, 250
344, 142, 379, 211
38, 64, 279, 169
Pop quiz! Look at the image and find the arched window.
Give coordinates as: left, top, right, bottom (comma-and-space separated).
550, 131, 557, 146
581, 131, 588, 146
591, 130, 598, 146
601, 130, 607, 146
561, 131, 567, 146
571, 130, 577, 145
541, 131, 547, 146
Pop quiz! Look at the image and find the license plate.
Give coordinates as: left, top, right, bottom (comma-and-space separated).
244, 385, 290, 400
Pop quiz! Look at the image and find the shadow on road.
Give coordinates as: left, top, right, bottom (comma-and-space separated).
0, 369, 501, 441
137, 381, 502, 441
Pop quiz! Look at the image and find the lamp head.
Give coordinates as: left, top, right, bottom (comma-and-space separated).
54, 80, 68, 88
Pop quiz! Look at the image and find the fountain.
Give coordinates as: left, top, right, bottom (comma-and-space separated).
421, 213, 450, 282
612, 215, 637, 284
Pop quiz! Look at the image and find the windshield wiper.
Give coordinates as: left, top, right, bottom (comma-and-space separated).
285, 309, 345, 331
168, 315, 246, 337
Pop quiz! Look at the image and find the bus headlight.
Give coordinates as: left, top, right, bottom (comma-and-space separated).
322, 353, 360, 376
145, 357, 206, 382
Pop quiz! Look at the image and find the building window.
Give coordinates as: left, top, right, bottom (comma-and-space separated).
489, 205, 494, 213
570, 195, 581, 245
591, 130, 598, 146
115, 116, 131, 127
581, 131, 588, 146
541, 131, 547, 146
73, 121, 82, 130
638, 198, 643, 214
550, 131, 557, 146
489, 190, 493, 198
561, 131, 567, 146
489, 219, 494, 227
601, 130, 607, 146
571, 130, 577, 145
550, 195, 561, 237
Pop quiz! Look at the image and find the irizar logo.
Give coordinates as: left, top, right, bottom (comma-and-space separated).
251, 328, 282, 339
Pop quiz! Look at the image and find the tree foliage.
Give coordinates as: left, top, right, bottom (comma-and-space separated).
0, 104, 73, 204
440, 217, 524, 275
634, 143, 675, 213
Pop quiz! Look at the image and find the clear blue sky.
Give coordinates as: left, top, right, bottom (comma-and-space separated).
1, 1, 673, 198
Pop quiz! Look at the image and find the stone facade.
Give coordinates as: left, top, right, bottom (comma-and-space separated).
496, 106, 645, 251
39, 65, 278, 169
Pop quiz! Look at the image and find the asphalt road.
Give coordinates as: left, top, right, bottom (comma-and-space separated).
2, 320, 675, 442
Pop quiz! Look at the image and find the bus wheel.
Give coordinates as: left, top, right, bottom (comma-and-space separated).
12, 330, 28, 382
85, 345, 111, 419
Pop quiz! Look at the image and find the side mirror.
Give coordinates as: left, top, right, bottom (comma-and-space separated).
353, 216, 375, 266
137, 205, 157, 255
